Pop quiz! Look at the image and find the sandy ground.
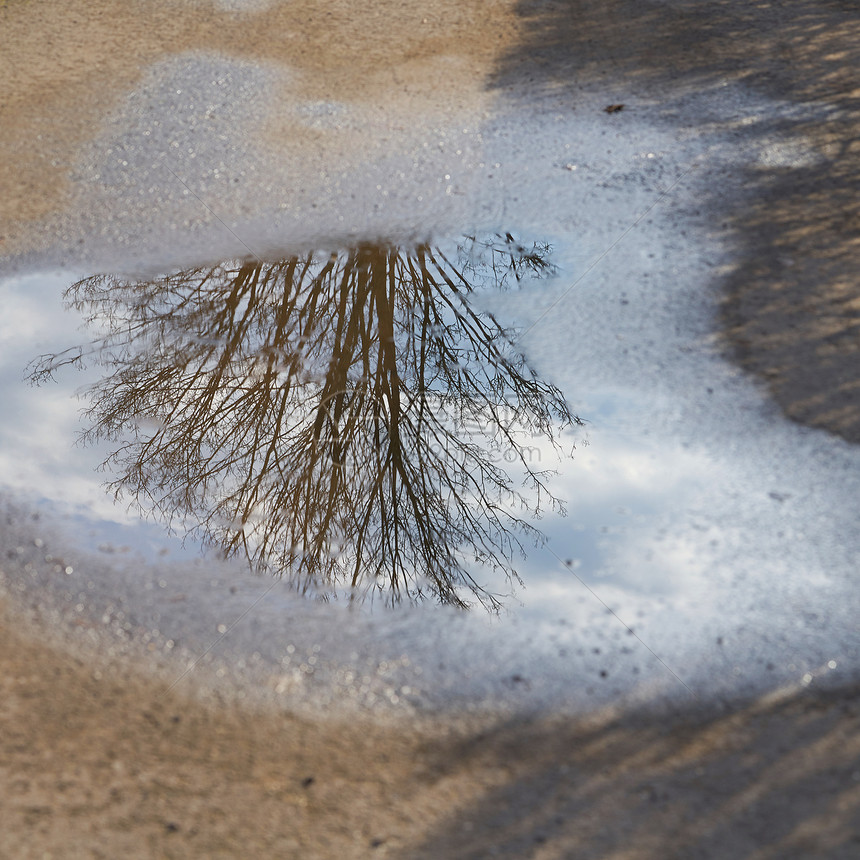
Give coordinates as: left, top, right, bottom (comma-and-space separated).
3, 597, 859, 859
2, 0, 860, 856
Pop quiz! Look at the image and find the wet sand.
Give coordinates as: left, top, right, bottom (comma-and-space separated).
2, 0, 860, 856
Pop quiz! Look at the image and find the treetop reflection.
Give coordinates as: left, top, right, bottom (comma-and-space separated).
32, 235, 580, 610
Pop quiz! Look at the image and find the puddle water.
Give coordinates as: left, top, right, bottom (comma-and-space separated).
2, 228, 859, 716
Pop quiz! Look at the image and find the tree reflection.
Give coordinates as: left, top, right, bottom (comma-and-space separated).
32, 235, 579, 609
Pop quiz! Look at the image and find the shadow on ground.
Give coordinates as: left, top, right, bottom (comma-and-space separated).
409, 682, 860, 859
493, 0, 860, 442
4, 598, 858, 859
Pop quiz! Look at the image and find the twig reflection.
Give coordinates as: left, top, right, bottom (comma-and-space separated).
32, 235, 579, 609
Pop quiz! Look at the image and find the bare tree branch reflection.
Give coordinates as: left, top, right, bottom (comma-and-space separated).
32, 235, 579, 609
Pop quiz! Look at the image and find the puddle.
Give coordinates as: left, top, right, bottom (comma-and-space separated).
2, 223, 859, 716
